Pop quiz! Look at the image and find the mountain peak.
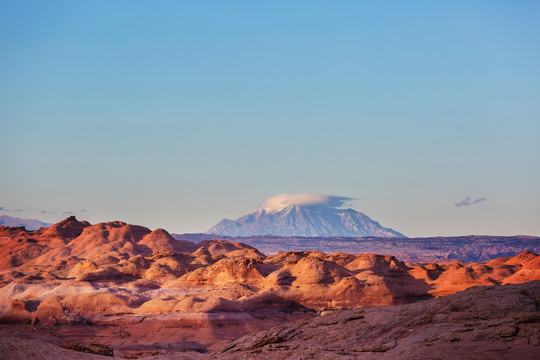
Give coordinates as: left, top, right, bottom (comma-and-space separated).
207, 195, 404, 238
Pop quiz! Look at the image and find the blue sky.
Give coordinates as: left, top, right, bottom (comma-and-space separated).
1, 1, 539, 236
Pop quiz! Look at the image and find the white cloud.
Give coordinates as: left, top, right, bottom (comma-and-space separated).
260, 193, 355, 211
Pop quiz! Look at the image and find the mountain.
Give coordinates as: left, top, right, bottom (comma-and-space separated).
207, 205, 405, 237
0, 215, 52, 230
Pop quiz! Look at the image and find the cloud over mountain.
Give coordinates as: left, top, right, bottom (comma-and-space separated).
260, 193, 355, 211
209, 193, 404, 237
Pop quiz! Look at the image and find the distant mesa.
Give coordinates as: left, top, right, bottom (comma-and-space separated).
207, 193, 405, 237
0, 215, 52, 230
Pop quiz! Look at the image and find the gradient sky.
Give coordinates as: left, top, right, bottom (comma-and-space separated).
1, 1, 539, 237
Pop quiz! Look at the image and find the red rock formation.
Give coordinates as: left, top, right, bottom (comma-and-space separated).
40, 216, 89, 241
214, 281, 540, 360
0, 217, 539, 357
139, 228, 198, 254
197, 239, 257, 256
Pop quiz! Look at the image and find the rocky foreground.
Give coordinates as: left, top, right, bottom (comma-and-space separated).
0, 217, 539, 358
2, 282, 539, 359
215, 281, 540, 360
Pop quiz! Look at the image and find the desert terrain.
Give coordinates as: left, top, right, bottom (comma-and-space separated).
176, 233, 540, 263
0, 217, 539, 358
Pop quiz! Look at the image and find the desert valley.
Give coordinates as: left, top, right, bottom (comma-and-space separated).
1, 216, 539, 359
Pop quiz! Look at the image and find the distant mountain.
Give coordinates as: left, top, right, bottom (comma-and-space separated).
207, 205, 405, 237
0, 215, 52, 230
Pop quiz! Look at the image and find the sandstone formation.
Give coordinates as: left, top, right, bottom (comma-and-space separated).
0, 217, 539, 358
2, 282, 539, 359
215, 281, 540, 359
0, 337, 110, 360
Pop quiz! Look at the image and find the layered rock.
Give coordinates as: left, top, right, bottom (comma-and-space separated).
215, 281, 540, 360
0, 217, 254, 271
0, 217, 539, 357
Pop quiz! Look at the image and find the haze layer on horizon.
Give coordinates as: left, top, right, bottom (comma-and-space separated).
1, 1, 539, 237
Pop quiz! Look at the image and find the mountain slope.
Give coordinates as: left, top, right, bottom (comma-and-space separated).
207, 205, 405, 237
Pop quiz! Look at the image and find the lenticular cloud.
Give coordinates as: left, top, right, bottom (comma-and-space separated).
260, 193, 355, 211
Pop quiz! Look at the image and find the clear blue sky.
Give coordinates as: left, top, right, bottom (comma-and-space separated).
1, 1, 539, 236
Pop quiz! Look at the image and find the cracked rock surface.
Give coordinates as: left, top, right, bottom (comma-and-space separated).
213, 281, 540, 360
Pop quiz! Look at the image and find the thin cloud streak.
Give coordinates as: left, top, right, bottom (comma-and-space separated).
455, 197, 486, 208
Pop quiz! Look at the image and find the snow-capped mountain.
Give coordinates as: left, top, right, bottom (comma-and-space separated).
0, 215, 52, 230
207, 205, 405, 237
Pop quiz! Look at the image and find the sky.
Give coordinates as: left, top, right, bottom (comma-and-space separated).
1, 1, 539, 237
